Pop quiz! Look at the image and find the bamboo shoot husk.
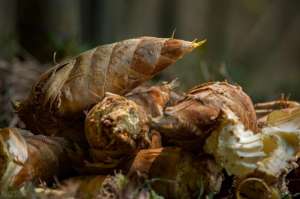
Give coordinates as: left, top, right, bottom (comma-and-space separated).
17, 37, 203, 144
126, 79, 180, 117
84, 93, 150, 172
151, 81, 257, 151
0, 128, 81, 190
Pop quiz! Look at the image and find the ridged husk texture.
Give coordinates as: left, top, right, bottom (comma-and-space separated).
151, 81, 257, 151
126, 79, 180, 117
0, 128, 79, 190
17, 37, 203, 143
255, 99, 300, 119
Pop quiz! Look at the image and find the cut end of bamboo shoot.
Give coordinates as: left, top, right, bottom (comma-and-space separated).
85, 93, 150, 166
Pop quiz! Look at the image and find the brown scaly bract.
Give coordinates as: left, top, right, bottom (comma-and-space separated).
84, 80, 181, 172
126, 80, 181, 117
17, 37, 203, 144
151, 81, 257, 151
0, 128, 80, 190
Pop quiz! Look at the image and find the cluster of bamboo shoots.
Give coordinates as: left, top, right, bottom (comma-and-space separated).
1, 36, 300, 199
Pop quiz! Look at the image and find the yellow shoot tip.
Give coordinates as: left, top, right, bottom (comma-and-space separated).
192, 39, 207, 48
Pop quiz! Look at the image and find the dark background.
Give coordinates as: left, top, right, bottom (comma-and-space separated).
1, 0, 300, 125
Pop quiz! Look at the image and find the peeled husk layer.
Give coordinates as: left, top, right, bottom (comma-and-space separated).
151, 81, 257, 151
204, 109, 265, 177
204, 106, 300, 198
251, 108, 300, 182
186, 82, 258, 131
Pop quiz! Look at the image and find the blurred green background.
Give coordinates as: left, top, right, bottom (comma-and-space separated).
1, 0, 300, 105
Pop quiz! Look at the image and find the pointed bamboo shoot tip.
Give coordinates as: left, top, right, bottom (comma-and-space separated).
192, 39, 207, 48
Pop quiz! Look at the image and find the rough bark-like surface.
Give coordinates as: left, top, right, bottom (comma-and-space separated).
85, 93, 150, 172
